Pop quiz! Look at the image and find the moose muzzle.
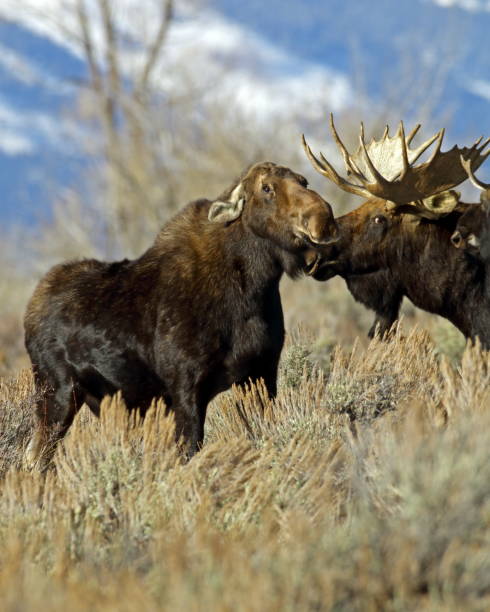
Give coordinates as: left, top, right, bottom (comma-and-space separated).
294, 194, 339, 247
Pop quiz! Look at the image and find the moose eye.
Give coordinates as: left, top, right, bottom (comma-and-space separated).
262, 184, 272, 194
373, 215, 385, 224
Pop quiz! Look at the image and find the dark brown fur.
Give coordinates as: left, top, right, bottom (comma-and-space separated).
452, 201, 490, 262
24, 162, 337, 466
312, 197, 490, 346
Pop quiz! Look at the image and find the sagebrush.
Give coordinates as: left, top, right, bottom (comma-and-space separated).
0, 328, 489, 610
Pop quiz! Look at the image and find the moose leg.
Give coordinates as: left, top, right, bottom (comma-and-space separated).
25, 374, 81, 471
170, 382, 207, 459
484, 264, 490, 302
367, 295, 403, 339
238, 349, 281, 410
249, 351, 280, 399
368, 312, 399, 338
172, 403, 206, 458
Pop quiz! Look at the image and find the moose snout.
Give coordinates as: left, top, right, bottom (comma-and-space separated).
451, 230, 463, 248
451, 230, 479, 250
298, 206, 339, 246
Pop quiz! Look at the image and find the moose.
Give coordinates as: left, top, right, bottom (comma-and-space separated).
302, 115, 490, 346
24, 162, 338, 468
451, 158, 490, 265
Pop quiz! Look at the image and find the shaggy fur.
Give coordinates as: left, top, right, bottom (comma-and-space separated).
313, 197, 490, 346
24, 162, 337, 466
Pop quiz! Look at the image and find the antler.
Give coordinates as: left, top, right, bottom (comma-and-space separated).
460, 155, 490, 203
303, 114, 490, 215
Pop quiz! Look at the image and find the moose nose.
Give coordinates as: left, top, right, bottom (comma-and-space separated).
301, 212, 339, 246
451, 230, 463, 248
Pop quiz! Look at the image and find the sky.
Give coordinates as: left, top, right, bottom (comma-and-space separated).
0, 0, 489, 226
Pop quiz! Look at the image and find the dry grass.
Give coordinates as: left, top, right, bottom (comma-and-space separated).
0, 328, 489, 610
0, 5, 482, 607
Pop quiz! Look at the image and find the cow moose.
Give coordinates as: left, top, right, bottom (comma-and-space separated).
24, 162, 338, 468
302, 115, 490, 346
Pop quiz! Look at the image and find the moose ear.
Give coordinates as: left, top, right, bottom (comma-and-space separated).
208, 183, 245, 224
421, 190, 460, 215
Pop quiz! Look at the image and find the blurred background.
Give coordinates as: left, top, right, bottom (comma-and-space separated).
0, 0, 489, 376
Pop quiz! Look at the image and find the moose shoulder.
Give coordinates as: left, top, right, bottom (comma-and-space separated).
24, 162, 338, 468
303, 116, 490, 346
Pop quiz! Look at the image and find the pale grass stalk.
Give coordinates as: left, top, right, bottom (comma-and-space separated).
0, 330, 489, 609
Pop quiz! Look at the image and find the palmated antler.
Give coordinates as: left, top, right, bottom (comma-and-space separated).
303, 114, 490, 216
460, 155, 490, 203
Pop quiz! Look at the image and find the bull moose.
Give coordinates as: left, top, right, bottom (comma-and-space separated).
451, 158, 490, 265
302, 115, 490, 345
24, 162, 338, 468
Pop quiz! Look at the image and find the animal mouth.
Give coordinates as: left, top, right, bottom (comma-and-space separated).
305, 253, 322, 276
304, 254, 341, 278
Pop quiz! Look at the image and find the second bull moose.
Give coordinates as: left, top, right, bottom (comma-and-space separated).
303, 115, 490, 346
451, 159, 490, 267
24, 162, 338, 468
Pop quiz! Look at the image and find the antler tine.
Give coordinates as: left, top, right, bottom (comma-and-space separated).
301, 135, 330, 176
318, 150, 368, 187
480, 136, 490, 151
425, 128, 445, 167
319, 151, 346, 177
398, 121, 410, 180
406, 123, 421, 146
464, 136, 483, 164
410, 129, 442, 164
460, 153, 490, 191
303, 115, 490, 210
476, 136, 490, 155
329, 113, 364, 178
359, 122, 390, 186
301, 134, 373, 199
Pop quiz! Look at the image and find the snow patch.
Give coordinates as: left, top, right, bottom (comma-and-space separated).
0, 1, 352, 121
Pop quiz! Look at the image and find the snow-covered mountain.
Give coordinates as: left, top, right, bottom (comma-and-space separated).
0, 0, 489, 226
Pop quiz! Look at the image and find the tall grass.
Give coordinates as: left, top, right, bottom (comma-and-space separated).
0, 328, 489, 610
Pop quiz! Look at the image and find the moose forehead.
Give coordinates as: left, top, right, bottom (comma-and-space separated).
245, 163, 308, 188
342, 197, 422, 220
340, 197, 386, 222
458, 203, 490, 232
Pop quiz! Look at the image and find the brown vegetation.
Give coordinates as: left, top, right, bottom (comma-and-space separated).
0, 328, 489, 610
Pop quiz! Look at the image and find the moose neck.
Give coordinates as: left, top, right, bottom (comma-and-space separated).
396, 218, 490, 342
225, 218, 304, 288
147, 199, 303, 299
